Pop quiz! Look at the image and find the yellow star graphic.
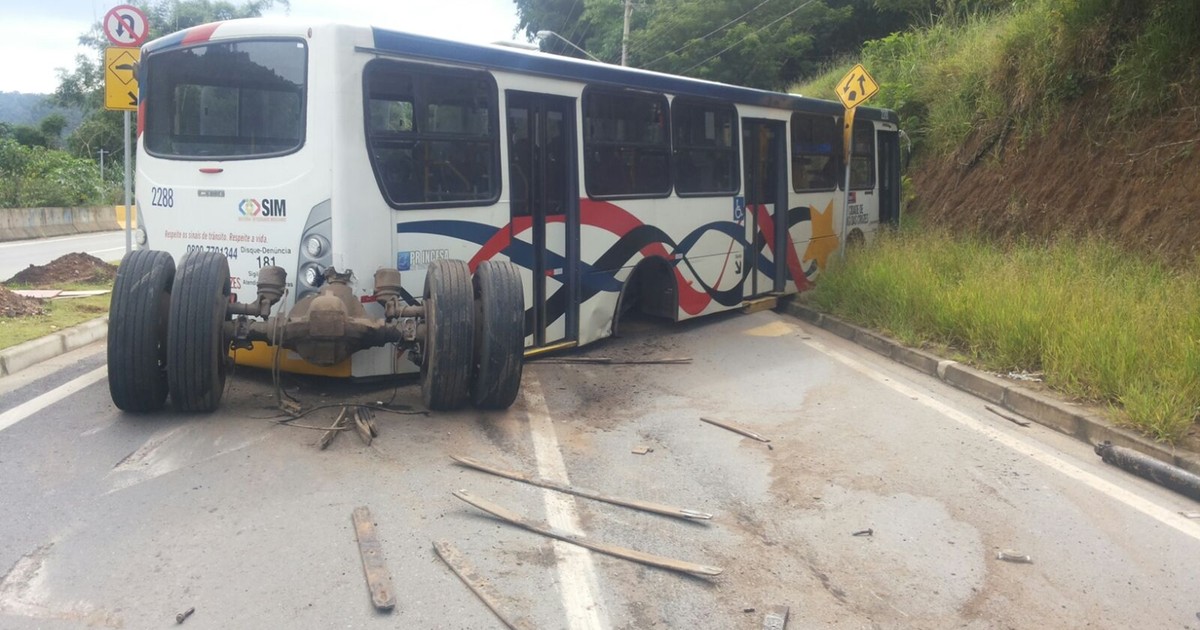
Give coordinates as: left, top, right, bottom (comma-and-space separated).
802, 199, 839, 271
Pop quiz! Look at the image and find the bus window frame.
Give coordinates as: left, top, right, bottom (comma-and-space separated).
790, 112, 840, 193
142, 37, 310, 162
362, 58, 502, 211
847, 119, 876, 191
582, 85, 672, 201
671, 96, 740, 198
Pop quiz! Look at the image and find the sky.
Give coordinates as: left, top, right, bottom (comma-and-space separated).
0, 0, 525, 94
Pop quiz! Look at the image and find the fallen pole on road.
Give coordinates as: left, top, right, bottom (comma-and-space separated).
450, 455, 713, 521
453, 490, 724, 578
700, 416, 771, 443
1094, 441, 1200, 502
433, 540, 534, 630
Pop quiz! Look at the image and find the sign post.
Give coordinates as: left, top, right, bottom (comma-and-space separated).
102, 4, 150, 255
834, 63, 880, 260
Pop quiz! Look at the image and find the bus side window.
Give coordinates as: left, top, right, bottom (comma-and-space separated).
583, 88, 671, 199
849, 120, 876, 190
672, 98, 738, 196
364, 59, 499, 208
790, 113, 839, 192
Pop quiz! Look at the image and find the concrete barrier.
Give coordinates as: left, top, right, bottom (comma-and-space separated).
0, 206, 125, 242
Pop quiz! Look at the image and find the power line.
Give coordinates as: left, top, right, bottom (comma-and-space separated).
640, 0, 775, 68
677, 0, 817, 75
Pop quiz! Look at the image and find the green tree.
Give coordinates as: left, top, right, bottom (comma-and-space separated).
515, 0, 921, 90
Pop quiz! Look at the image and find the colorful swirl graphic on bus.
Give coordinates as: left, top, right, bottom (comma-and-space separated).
397, 199, 831, 328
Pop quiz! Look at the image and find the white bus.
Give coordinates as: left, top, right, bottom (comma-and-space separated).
107, 18, 901, 414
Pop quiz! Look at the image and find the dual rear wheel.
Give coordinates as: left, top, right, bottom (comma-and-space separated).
420, 259, 524, 411
108, 250, 231, 413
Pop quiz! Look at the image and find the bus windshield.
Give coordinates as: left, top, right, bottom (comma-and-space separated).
143, 39, 307, 159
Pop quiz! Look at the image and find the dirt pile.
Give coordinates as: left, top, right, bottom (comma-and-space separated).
6, 253, 118, 287
911, 99, 1200, 265
0, 286, 46, 318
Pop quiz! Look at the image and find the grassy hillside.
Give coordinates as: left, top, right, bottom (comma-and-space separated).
795, 0, 1200, 443
799, 0, 1200, 159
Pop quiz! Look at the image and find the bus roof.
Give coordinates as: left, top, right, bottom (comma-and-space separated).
144, 18, 896, 123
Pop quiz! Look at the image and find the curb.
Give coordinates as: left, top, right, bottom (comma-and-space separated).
780, 300, 1200, 477
0, 316, 108, 377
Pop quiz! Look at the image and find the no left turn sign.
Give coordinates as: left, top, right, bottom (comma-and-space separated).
103, 4, 150, 47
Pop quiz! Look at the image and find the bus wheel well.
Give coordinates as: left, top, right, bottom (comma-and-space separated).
615, 257, 677, 335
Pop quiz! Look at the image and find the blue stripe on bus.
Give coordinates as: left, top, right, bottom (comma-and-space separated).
370, 28, 892, 122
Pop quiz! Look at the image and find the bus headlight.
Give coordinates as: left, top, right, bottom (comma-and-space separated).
304, 235, 325, 258
301, 263, 323, 287
134, 227, 148, 246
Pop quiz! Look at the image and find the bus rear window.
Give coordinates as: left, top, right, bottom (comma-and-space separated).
144, 39, 307, 159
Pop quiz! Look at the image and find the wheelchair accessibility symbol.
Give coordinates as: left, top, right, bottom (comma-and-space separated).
733, 197, 745, 222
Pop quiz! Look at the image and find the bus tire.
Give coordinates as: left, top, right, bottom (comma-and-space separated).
107, 249, 175, 412
421, 259, 474, 411
167, 251, 231, 413
471, 260, 524, 409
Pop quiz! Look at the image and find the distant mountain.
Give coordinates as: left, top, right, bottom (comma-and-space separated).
0, 92, 85, 134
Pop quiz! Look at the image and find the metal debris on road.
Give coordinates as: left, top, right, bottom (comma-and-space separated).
852, 529, 874, 537
453, 490, 724, 577
985, 405, 1031, 427
318, 407, 351, 450
763, 605, 790, 630
631, 445, 653, 455
1181, 511, 1200, 519
700, 416, 771, 443
996, 550, 1033, 564
353, 407, 377, 446
532, 356, 692, 365
175, 607, 195, 624
1095, 441, 1200, 502
451, 455, 712, 520
433, 540, 534, 630
351, 507, 397, 612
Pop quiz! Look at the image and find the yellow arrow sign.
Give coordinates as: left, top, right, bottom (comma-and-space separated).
104, 47, 140, 111
835, 63, 879, 111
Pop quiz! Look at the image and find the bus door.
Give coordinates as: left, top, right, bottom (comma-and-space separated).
877, 129, 901, 227
741, 119, 788, 297
506, 91, 578, 347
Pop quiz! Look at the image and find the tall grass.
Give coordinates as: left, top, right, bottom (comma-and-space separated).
809, 227, 1200, 443
795, 0, 1200, 156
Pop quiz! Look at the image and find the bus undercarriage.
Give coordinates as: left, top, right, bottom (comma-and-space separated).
106, 250, 525, 414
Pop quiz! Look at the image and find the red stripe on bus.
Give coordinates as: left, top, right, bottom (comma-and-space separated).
182, 23, 221, 45
753, 204, 810, 291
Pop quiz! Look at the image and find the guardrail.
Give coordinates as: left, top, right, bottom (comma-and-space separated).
0, 206, 133, 242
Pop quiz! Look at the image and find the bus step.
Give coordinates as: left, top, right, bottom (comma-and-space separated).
741, 296, 778, 314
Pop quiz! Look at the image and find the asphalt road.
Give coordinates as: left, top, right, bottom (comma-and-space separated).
0, 310, 1197, 629
0, 232, 129, 282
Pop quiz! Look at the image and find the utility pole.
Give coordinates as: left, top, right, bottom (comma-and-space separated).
621, 0, 632, 66
98, 149, 108, 181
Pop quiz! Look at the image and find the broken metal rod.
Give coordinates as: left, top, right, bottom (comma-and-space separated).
986, 405, 1031, 427
450, 455, 713, 521
452, 490, 723, 577
433, 540, 534, 630
318, 407, 351, 450
351, 507, 397, 611
700, 416, 771, 443
532, 357, 692, 365
1095, 441, 1200, 502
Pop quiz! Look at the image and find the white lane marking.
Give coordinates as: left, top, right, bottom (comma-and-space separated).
524, 376, 609, 630
87, 247, 126, 257
0, 233, 123, 250
0, 366, 107, 433
795, 329, 1200, 541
